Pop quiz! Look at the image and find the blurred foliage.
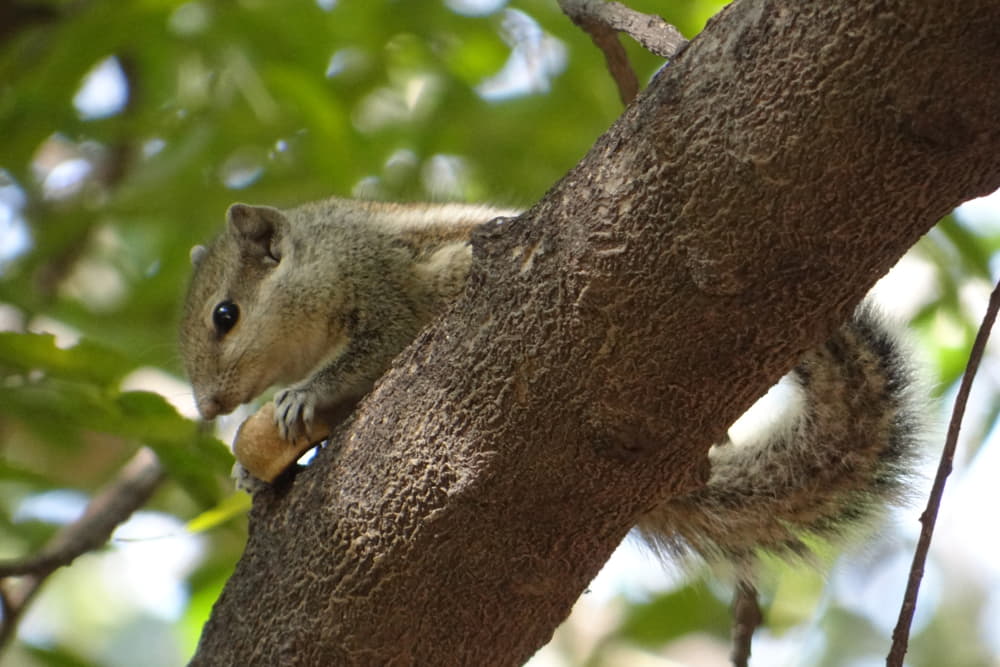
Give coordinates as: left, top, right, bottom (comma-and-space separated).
0, 1, 998, 666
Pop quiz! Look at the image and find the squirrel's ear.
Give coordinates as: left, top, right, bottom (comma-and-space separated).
190, 245, 208, 266
226, 204, 285, 245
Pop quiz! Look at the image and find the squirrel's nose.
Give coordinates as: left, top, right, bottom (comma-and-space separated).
197, 396, 222, 420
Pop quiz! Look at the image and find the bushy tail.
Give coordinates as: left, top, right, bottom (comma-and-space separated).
637, 301, 924, 565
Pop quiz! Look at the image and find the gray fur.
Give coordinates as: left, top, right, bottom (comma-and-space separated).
637, 301, 924, 565
179, 197, 516, 441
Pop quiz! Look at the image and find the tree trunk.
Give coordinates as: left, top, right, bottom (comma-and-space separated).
192, 1, 1000, 664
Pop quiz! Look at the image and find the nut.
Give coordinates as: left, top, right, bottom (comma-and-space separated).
232, 403, 331, 482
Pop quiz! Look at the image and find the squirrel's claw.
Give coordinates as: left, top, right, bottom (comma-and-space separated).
274, 385, 317, 443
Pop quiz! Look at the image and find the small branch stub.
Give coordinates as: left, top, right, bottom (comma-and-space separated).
558, 0, 688, 104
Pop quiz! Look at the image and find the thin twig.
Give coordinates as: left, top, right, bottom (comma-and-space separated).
582, 17, 640, 105
731, 577, 762, 667
0, 448, 165, 649
887, 279, 1000, 666
558, 0, 687, 105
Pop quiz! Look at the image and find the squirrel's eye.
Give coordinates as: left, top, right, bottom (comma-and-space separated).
212, 301, 239, 335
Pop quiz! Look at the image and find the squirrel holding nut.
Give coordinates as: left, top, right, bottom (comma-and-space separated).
179, 196, 923, 565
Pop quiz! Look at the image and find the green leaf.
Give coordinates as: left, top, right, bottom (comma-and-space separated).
0, 458, 62, 486
617, 580, 731, 646
0, 332, 135, 388
114, 391, 233, 507
936, 215, 993, 280
442, 29, 510, 86
186, 491, 251, 533
0, 379, 230, 505
23, 644, 98, 667
0, 380, 116, 449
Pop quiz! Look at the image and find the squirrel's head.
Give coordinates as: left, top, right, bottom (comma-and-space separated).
179, 203, 342, 419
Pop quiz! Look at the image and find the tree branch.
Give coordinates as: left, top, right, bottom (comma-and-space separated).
0, 448, 165, 648
731, 578, 762, 667
888, 279, 1000, 665
192, 1, 1000, 664
558, 0, 687, 104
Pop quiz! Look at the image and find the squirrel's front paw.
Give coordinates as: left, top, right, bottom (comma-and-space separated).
274, 385, 317, 442
232, 462, 269, 494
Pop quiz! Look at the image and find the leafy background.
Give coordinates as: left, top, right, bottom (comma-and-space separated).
2, 1, 1000, 665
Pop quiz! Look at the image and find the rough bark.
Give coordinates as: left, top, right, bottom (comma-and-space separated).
192, 1, 1000, 664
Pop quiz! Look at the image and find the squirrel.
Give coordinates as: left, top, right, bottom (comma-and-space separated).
179, 196, 923, 566
180, 197, 517, 442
